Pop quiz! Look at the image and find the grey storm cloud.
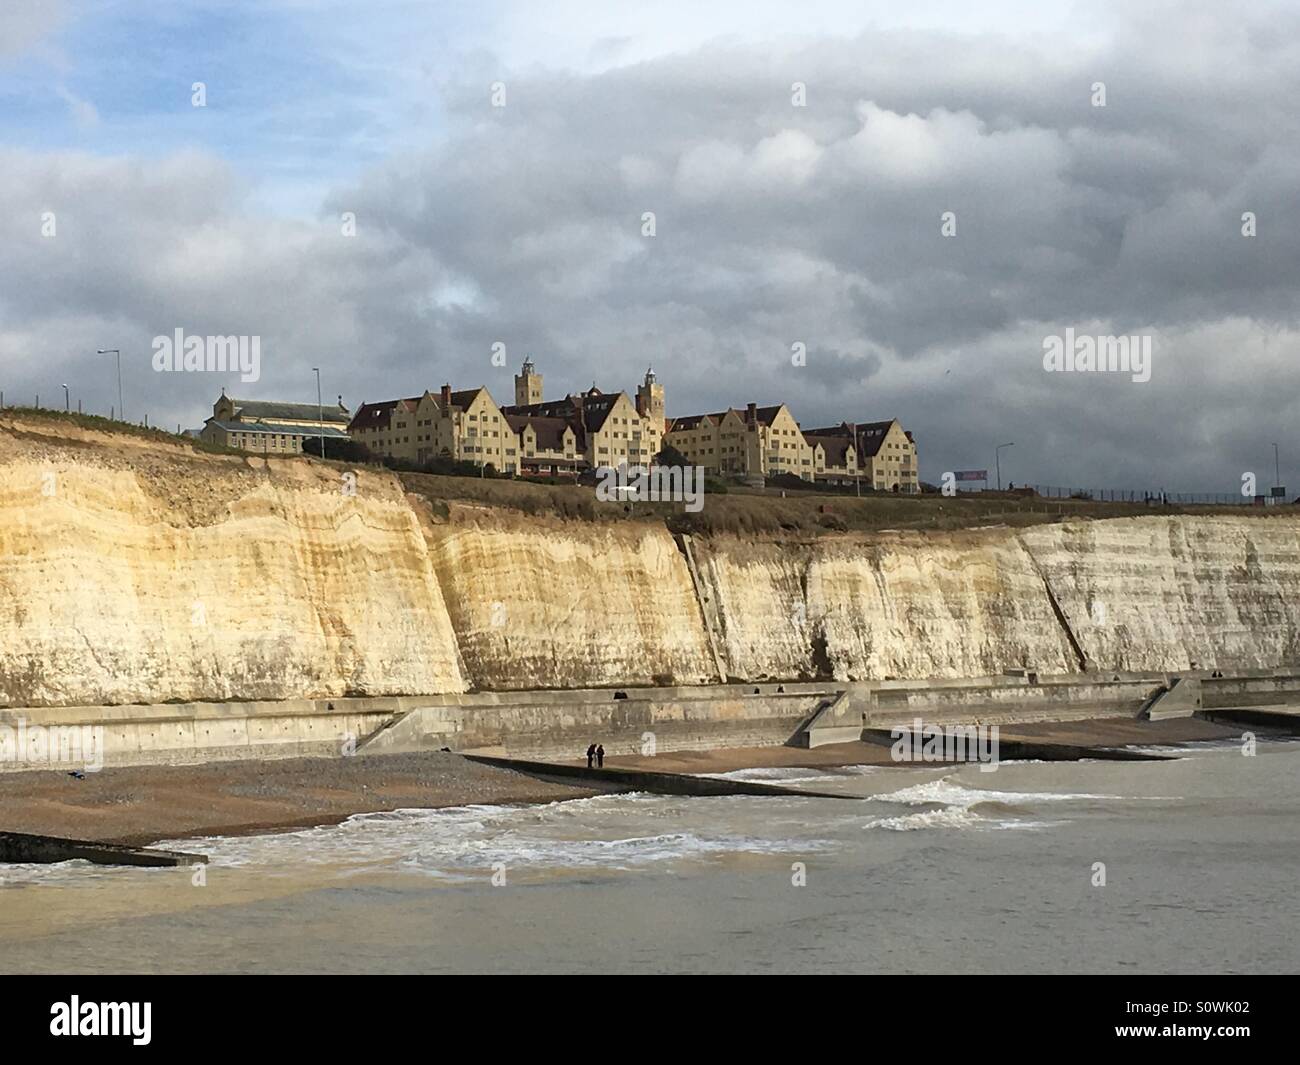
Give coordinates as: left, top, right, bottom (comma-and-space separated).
2, 4, 1298, 493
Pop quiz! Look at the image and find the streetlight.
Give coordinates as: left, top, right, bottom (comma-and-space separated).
853, 422, 860, 497
1274, 443, 1281, 497
62, 383, 69, 412
312, 367, 325, 460
995, 442, 1014, 491
96, 349, 122, 421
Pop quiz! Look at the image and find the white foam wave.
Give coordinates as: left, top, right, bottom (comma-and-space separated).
705, 766, 831, 783
873, 778, 1113, 809
859, 775, 1117, 832
159, 792, 832, 876
865, 807, 983, 832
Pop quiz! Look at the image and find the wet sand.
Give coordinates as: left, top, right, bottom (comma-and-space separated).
602, 715, 1254, 774
0, 751, 597, 846
0, 715, 1264, 847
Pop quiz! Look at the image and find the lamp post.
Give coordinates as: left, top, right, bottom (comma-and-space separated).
62, 383, 69, 412
853, 422, 860, 497
1274, 443, 1281, 497
96, 349, 122, 421
312, 367, 325, 460
995, 442, 1014, 491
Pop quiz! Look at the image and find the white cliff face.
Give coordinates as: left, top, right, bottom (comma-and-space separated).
1018, 516, 1300, 672
694, 532, 1079, 681
4, 417, 1300, 706
422, 509, 718, 689
0, 421, 467, 706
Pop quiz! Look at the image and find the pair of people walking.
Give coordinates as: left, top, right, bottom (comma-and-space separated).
585, 743, 605, 769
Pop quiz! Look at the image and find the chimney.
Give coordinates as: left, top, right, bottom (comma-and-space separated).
746, 402, 757, 426
440, 383, 451, 406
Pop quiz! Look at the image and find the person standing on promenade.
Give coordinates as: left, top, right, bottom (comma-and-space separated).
596, 744, 605, 768
586, 743, 597, 768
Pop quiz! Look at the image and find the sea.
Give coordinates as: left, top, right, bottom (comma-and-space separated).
2, 741, 1297, 974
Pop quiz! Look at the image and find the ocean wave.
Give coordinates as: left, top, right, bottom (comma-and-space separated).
704, 766, 833, 783
403, 829, 816, 873
860, 775, 1116, 832
872, 778, 1113, 809
864, 807, 984, 832
159, 792, 834, 876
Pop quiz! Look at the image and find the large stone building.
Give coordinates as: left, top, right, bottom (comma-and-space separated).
504, 413, 581, 475
666, 405, 919, 491
200, 392, 351, 454
802, 419, 919, 492
347, 363, 665, 476
347, 386, 513, 469
665, 402, 815, 481
501, 363, 665, 471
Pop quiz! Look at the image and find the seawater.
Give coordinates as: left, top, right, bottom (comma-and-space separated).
1, 743, 1296, 974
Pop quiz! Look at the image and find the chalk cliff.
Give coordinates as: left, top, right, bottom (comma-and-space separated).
2, 415, 1298, 707
1018, 517, 1300, 672
690, 532, 1080, 681
0, 420, 467, 706
421, 509, 718, 689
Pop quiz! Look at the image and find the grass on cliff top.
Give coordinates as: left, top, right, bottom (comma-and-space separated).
6, 409, 1287, 537
397, 470, 1289, 537
0, 406, 244, 457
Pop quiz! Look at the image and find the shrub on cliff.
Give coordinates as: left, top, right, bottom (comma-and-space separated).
374, 452, 506, 478
655, 444, 691, 467
301, 437, 377, 463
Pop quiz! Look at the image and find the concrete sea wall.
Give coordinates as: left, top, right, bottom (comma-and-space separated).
359, 685, 834, 762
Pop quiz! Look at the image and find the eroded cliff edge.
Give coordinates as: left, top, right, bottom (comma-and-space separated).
2, 415, 1298, 706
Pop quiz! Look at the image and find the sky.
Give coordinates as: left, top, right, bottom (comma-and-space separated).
1, 0, 1298, 493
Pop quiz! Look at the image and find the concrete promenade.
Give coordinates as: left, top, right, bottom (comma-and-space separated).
2, 669, 1297, 773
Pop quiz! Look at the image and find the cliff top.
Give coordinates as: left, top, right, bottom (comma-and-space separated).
4, 408, 1293, 538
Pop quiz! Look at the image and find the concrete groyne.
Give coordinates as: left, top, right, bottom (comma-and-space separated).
460, 754, 860, 800
859, 727, 1173, 762
0, 830, 206, 867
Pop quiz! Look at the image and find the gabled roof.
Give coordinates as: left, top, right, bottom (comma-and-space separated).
226, 398, 349, 424
449, 387, 488, 410
578, 391, 626, 433
667, 411, 728, 432
804, 419, 899, 458
814, 435, 855, 466
505, 414, 573, 451
347, 398, 420, 433
667, 409, 747, 433
667, 414, 712, 432
503, 398, 575, 419
208, 419, 350, 439
853, 419, 897, 457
